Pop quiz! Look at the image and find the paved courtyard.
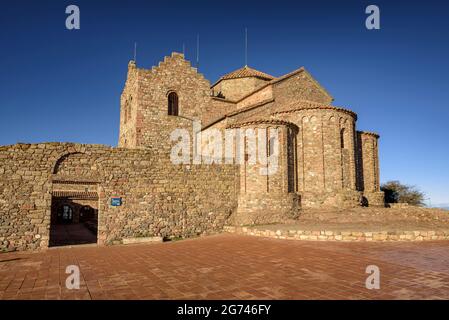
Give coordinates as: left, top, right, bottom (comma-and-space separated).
49, 223, 97, 247
1, 234, 449, 300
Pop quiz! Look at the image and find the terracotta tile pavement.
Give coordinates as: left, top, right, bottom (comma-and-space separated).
1, 234, 449, 300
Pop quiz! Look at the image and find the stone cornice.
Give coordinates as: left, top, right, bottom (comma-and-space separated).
226, 119, 298, 129
271, 101, 358, 120
357, 131, 380, 138
211, 96, 236, 104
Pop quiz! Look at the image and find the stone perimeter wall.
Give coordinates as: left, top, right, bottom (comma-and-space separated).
0, 143, 238, 251
225, 226, 449, 242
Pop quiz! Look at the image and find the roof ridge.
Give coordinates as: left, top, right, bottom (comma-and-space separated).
201, 98, 274, 131
212, 65, 275, 87
233, 67, 307, 103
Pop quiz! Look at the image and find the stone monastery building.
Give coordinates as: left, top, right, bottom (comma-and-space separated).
0, 52, 384, 251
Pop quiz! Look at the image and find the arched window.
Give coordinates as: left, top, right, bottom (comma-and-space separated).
168, 92, 179, 116
340, 128, 345, 149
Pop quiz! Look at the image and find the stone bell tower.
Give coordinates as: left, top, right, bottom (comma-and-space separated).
118, 53, 211, 153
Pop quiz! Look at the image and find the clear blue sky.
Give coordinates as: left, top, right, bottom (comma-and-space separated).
0, 0, 448, 206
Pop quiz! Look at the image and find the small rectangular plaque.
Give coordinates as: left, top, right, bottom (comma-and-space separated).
111, 197, 122, 206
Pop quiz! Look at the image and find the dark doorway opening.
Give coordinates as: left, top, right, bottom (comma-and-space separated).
49, 196, 98, 247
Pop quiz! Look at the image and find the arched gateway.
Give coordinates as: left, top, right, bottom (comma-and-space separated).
49, 152, 100, 247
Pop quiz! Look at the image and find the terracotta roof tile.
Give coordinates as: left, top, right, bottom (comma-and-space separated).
218, 66, 274, 82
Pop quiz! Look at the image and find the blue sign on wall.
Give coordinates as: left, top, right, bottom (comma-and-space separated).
111, 197, 122, 206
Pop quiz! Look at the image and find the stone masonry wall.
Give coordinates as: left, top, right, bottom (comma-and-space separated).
202, 98, 236, 126
212, 77, 269, 101
236, 85, 273, 110
118, 61, 139, 148
134, 53, 211, 152
357, 132, 384, 206
273, 71, 332, 105
272, 107, 361, 208
200, 119, 301, 226
231, 123, 299, 225
0, 143, 238, 252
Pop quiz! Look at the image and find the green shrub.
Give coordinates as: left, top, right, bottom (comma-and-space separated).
381, 180, 426, 206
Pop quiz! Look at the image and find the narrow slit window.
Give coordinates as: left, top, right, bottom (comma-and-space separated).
340, 128, 345, 149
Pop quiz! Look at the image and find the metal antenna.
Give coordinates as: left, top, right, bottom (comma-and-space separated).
245, 28, 248, 67
182, 43, 185, 56
134, 42, 137, 62
196, 34, 200, 68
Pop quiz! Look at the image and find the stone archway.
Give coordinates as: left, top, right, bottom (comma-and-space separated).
49, 152, 101, 247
